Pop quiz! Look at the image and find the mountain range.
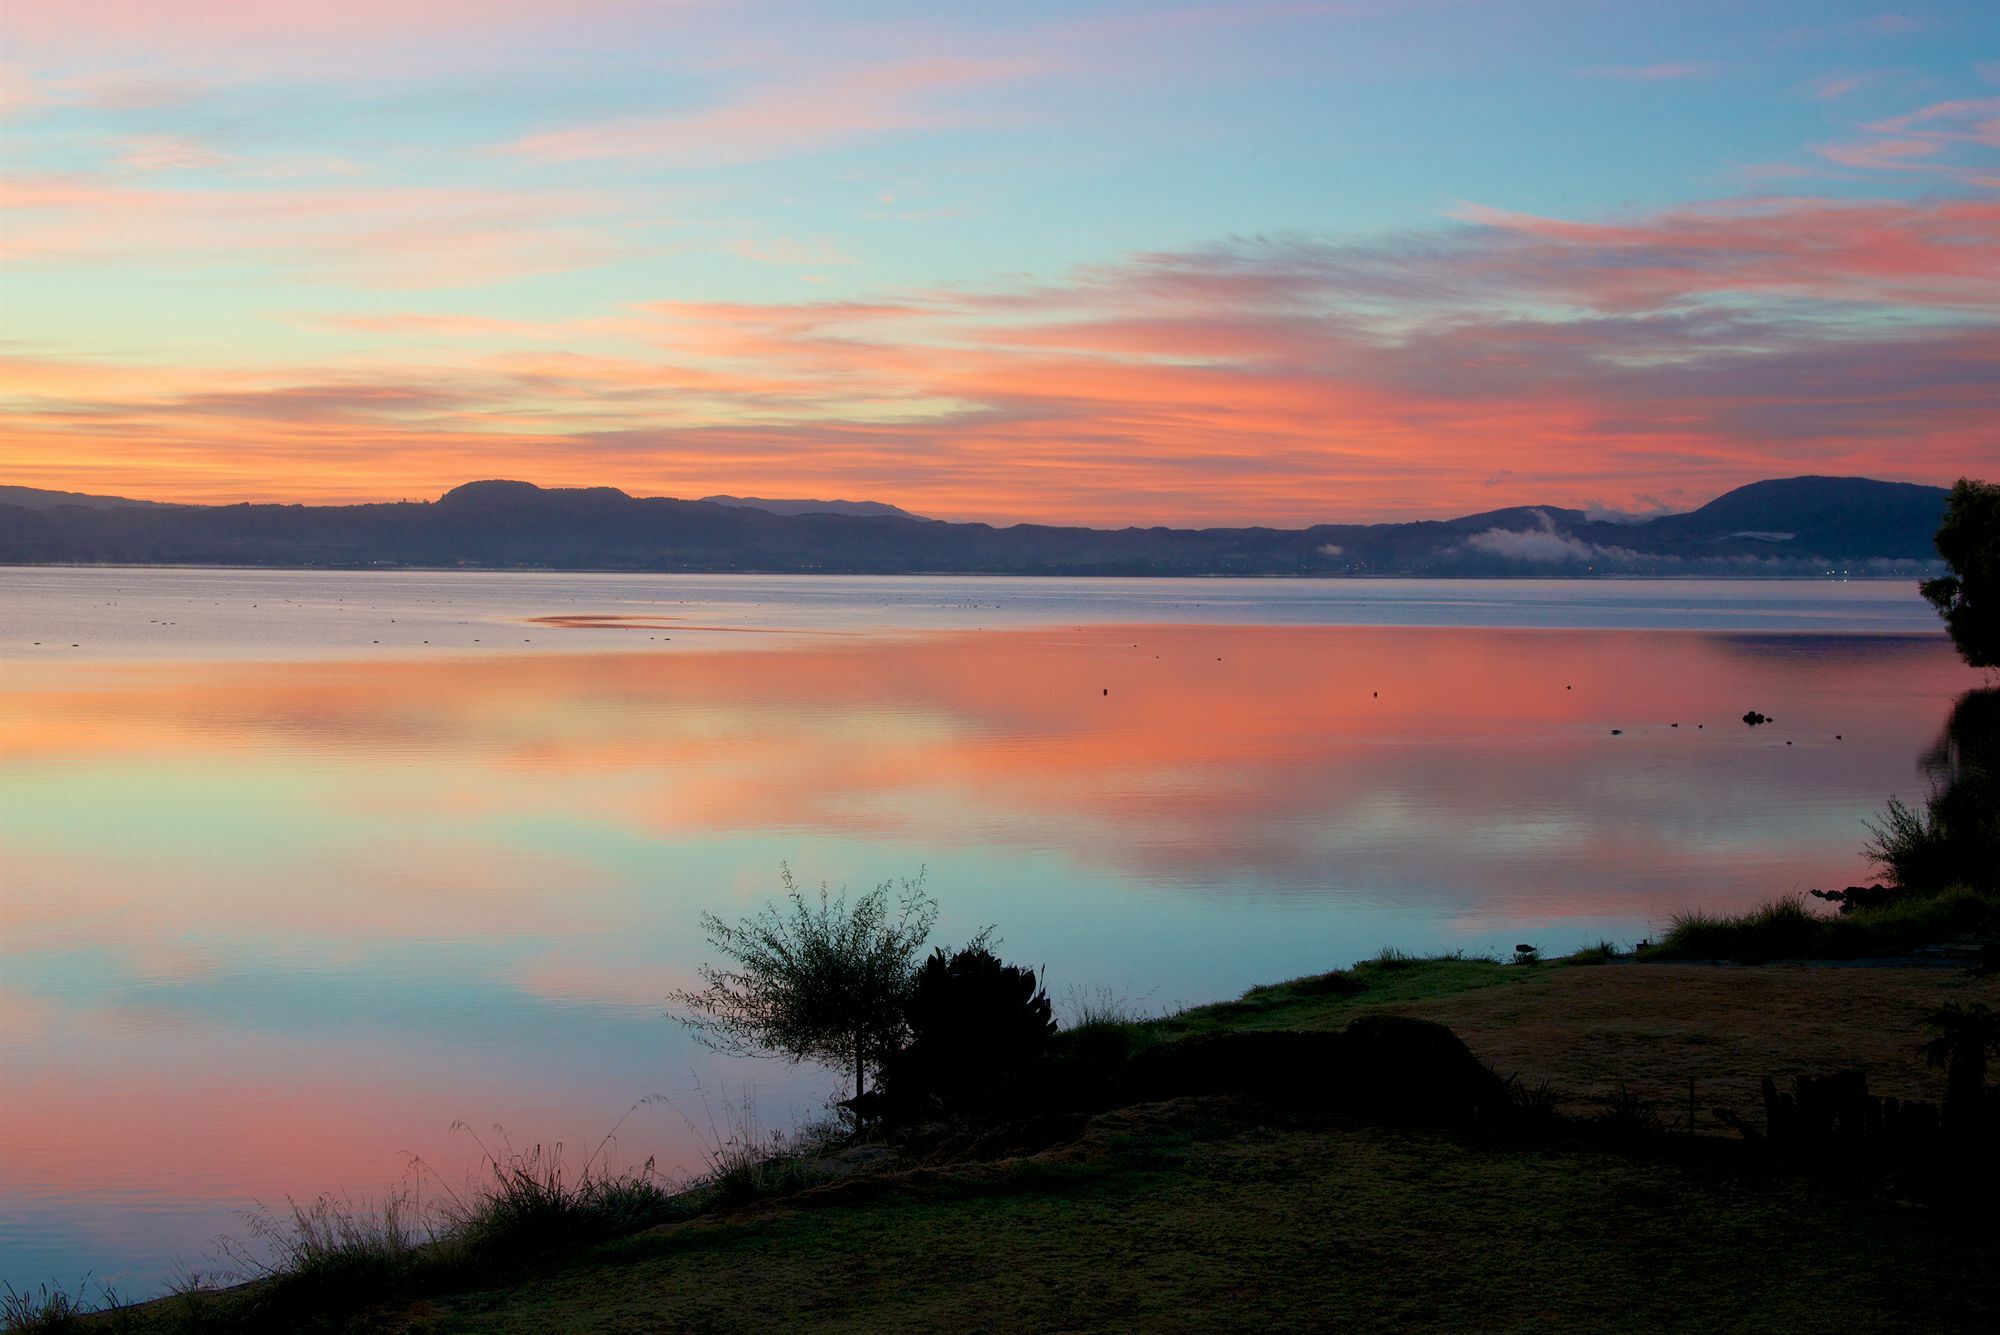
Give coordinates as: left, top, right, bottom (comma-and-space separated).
0, 476, 1951, 577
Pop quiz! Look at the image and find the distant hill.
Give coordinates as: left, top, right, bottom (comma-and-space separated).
0, 484, 180, 511
701, 495, 930, 521
0, 475, 1952, 576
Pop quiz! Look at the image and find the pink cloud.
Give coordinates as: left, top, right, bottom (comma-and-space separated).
0, 173, 617, 287
503, 57, 1045, 167
1454, 197, 2000, 310
1814, 97, 2000, 185
9, 192, 1993, 524
1810, 71, 1881, 100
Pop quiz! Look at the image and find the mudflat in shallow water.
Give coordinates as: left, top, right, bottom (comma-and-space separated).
0, 571, 1978, 1295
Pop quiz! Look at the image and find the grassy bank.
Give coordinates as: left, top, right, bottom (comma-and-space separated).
1640, 885, 1996, 964
28, 949, 1997, 1334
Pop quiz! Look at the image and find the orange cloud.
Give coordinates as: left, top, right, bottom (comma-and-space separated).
5, 197, 1992, 523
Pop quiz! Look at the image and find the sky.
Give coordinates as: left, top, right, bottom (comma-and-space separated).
0, 0, 1994, 526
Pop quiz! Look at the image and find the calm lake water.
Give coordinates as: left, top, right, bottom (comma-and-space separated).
0, 570, 1980, 1295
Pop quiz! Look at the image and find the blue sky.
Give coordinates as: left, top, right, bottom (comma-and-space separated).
1, 0, 1993, 522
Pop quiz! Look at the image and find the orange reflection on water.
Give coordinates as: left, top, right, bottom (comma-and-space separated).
0, 622, 1978, 1290
0, 624, 1969, 902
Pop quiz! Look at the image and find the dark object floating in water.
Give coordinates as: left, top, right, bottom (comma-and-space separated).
1743, 710, 1772, 726
1102, 688, 1108, 696
1611, 728, 1623, 735
1835, 734, 1842, 740
1671, 722, 1679, 728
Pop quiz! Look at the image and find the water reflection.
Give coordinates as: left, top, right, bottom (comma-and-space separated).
0, 623, 1975, 1292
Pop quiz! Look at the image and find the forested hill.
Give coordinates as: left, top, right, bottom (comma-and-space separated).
0, 476, 1951, 576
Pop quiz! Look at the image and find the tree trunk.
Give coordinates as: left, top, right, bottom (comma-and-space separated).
855, 1035, 865, 1103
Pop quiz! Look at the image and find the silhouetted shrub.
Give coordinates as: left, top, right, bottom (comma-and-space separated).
1127, 1030, 1349, 1104
1866, 689, 1999, 894
1593, 1085, 1663, 1140
877, 945, 1056, 1119
1336, 1015, 1510, 1124
1921, 477, 1998, 669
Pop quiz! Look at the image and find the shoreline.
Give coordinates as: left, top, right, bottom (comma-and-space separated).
26, 940, 1998, 1329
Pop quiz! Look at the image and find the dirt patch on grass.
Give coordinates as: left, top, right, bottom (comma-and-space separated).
1398, 962, 2000, 1129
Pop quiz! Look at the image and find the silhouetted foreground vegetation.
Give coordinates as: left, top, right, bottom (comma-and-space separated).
1922, 477, 1999, 668
1652, 473, 1998, 964
21, 948, 1998, 1334
1644, 685, 1998, 965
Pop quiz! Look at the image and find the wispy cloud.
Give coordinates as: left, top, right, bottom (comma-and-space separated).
1809, 71, 1882, 100
503, 57, 1045, 167
0, 173, 618, 287
729, 236, 857, 267
112, 134, 232, 172
10, 191, 1992, 524
1814, 96, 2000, 185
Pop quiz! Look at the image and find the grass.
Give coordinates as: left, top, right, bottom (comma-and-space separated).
222, 1192, 427, 1306
1142, 950, 1521, 1040
56, 951, 2000, 1331
107, 1115, 833, 1332
1558, 939, 1623, 966
430, 1145, 688, 1268
225, 1108, 2000, 1333
1642, 886, 1997, 963
3, 1281, 105, 1334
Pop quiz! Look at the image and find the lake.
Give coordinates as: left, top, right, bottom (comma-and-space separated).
0, 569, 1980, 1296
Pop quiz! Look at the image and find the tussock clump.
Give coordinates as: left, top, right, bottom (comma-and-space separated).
1644, 888, 1996, 962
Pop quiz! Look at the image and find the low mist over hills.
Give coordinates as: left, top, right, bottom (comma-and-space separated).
0, 476, 1950, 577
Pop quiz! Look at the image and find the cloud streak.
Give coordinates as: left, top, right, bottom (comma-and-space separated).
5, 187, 1991, 524
503, 57, 1045, 167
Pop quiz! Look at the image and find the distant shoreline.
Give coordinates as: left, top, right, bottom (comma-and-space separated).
0, 562, 1939, 582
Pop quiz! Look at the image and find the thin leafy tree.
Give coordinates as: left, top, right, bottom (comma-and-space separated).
669, 867, 938, 1103
1921, 477, 1998, 669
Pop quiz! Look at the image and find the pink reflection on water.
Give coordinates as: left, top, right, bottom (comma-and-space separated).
0, 623, 1978, 1291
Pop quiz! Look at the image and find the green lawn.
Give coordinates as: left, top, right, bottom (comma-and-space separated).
64, 956, 2000, 1334
406, 1105, 1989, 1333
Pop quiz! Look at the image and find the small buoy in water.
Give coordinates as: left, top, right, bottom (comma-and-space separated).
1671, 723, 1679, 728
1372, 691, 1378, 697
1611, 728, 1623, 735
1835, 734, 1843, 740
1102, 688, 1108, 696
